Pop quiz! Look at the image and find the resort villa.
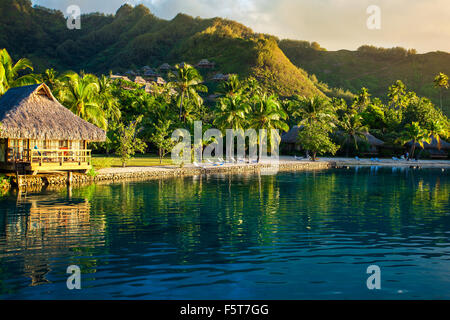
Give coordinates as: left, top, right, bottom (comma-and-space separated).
0, 83, 106, 174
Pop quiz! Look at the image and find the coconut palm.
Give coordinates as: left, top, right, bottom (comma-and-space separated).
291, 95, 336, 127
249, 94, 289, 162
216, 74, 243, 97
397, 122, 431, 159
169, 63, 207, 121
427, 120, 449, 150
0, 48, 39, 95
97, 75, 121, 122
433, 72, 449, 111
213, 94, 250, 131
58, 72, 107, 130
338, 112, 369, 157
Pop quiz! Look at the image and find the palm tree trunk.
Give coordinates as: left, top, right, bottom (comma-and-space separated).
179, 92, 184, 120
410, 140, 416, 159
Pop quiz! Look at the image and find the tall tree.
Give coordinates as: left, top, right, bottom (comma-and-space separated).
397, 122, 431, 159
291, 95, 336, 127
213, 94, 250, 131
0, 48, 39, 95
58, 72, 107, 129
433, 72, 449, 111
169, 63, 207, 121
249, 94, 289, 162
338, 112, 369, 157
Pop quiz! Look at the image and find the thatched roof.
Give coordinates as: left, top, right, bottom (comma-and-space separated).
0, 84, 106, 141
159, 63, 172, 70
362, 132, 384, 146
281, 125, 303, 144
406, 136, 450, 150
134, 76, 147, 85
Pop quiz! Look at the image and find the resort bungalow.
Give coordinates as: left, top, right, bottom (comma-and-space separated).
0, 83, 106, 174
406, 136, 450, 159
197, 59, 215, 69
159, 63, 172, 72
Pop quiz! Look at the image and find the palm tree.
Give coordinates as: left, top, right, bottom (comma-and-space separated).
42, 68, 59, 91
58, 72, 107, 130
428, 120, 449, 150
397, 122, 431, 159
0, 48, 39, 95
249, 94, 289, 162
433, 72, 449, 111
97, 75, 121, 122
338, 112, 369, 157
213, 94, 250, 131
169, 63, 207, 121
291, 95, 336, 126
216, 74, 243, 97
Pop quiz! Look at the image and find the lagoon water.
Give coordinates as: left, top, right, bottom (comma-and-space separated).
0, 167, 449, 299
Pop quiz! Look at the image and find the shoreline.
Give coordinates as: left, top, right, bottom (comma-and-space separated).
4, 156, 450, 190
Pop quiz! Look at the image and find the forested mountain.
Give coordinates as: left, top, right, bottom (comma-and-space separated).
279, 40, 450, 114
0, 0, 449, 112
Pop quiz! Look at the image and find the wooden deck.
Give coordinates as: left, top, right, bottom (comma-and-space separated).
1, 148, 92, 173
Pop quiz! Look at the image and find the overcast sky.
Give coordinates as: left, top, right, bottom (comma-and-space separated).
32, 0, 450, 53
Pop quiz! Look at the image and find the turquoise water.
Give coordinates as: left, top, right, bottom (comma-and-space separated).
0, 167, 449, 299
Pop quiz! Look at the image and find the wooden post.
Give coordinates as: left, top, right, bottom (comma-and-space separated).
67, 171, 73, 185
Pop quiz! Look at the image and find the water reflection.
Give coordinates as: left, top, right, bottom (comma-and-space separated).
0, 189, 105, 290
0, 167, 449, 299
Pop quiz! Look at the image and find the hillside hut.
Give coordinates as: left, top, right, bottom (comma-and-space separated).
134, 76, 147, 85
197, 59, 215, 69
109, 74, 131, 82
0, 84, 106, 174
159, 63, 172, 72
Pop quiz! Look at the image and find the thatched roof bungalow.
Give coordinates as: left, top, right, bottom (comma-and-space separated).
0, 83, 106, 173
197, 59, 215, 69
159, 63, 172, 71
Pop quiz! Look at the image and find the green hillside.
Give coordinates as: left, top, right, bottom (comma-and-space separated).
279, 40, 450, 115
0, 1, 322, 98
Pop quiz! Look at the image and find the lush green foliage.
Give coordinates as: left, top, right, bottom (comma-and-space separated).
115, 115, 147, 167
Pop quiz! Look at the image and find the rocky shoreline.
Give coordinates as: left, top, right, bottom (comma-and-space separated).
9, 161, 333, 189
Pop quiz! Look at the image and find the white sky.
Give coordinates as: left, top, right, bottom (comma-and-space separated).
32, 0, 450, 53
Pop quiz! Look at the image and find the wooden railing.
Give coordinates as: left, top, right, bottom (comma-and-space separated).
7, 148, 91, 165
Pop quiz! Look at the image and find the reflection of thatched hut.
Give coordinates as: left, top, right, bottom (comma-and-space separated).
0, 83, 106, 173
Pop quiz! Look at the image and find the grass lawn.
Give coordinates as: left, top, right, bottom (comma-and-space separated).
92, 154, 173, 169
